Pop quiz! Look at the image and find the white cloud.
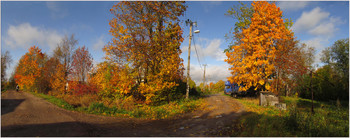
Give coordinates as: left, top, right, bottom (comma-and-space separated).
202, 1, 222, 13
291, 7, 346, 67
314, 51, 324, 67
205, 64, 231, 83
184, 64, 231, 85
202, 39, 226, 61
278, 1, 309, 11
182, 38, 226, 61
4, 23, 62, 50
46, 2, 68, 19
309, 22, 336, 37
92, 35, 106, 50
292, 7, 330, 33
292, 7, 345, 39
303, 37, 328, 50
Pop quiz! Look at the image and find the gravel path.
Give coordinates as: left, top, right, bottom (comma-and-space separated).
1, 90, 245, 136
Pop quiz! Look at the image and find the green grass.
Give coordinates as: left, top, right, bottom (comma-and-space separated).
230, 96, 349, 137
30, 91, 204, 119
30, 92, 75, 110
83, 98, 205, 119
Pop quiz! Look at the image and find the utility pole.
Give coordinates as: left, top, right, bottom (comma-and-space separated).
186, 19, 193, 100
185, 19, 199, 100
203, 64, 207, 90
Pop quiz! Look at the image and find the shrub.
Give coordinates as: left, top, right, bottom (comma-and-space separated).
233, 97, 349, 137
69, 83, 98, 96
62, 93, 98, 107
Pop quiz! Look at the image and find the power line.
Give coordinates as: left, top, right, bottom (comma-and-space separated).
192, 34, 203, 71
196, 32, 207, 65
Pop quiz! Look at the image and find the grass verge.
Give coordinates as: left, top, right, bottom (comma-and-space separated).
229, 96, 349, 137
30, 92, 75, 110
85, 98, 205, 119
30, 91, 205, 119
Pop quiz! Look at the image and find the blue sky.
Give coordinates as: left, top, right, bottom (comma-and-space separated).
1, 1, 349, 84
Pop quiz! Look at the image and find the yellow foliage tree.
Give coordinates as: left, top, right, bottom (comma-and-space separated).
225, 1, 295, 92
43, 56, 66, 95
89, 62, 134, 99
104, 1, 186, 104
51, 63, 66, 94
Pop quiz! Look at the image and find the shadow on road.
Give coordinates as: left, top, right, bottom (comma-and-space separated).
1, 109, 245, 137
1, 121, 101, 137
1, 99, 25, 115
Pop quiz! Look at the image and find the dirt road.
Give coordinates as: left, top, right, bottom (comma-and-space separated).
1, 91, 245, 136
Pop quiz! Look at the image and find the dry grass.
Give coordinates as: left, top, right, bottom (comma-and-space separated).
62, 94, 98, 107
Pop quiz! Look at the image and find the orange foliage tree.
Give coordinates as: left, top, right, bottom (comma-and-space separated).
225, 1, 295, 93
209, 82, 214, 90
14, 46, 47, 93
103, 1, 186, 104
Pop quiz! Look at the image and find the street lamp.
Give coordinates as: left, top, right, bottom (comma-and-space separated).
185, 19, 199, 100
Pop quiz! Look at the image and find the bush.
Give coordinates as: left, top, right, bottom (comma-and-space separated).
62, 93, 98, 107
69, 83, 98, 96
232, 97, 349, 137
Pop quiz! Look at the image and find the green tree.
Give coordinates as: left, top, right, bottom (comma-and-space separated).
321, 38, 349, 81
188, 78, 196, 89
224, 1, 254, 52
318, 38, 349, 101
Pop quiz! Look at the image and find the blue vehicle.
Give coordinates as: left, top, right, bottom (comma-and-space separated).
224, 80, 246, 97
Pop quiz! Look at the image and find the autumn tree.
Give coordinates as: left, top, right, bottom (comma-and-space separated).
1, 51, 12, 90
104, 1, 186, 104
209, 82, 214, 91
212, 80, 225, 92
71, 46, 93, 83
45, 34, 78, 93
225, 1, 295, 93
224, 1, 254, 53
14, 46, 47, 93
275, 42, 315, 96
54, 34, 78, 81
44, 56, 66, 94
89, 61, 134, 105
225, 1, 293, 53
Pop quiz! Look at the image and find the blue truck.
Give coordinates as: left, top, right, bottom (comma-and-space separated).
224, 80, 247, 97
